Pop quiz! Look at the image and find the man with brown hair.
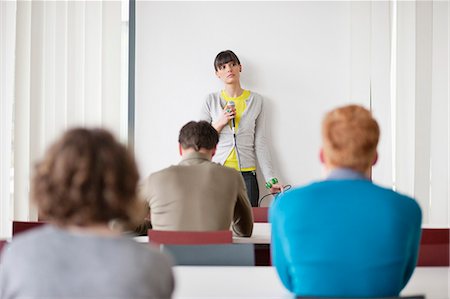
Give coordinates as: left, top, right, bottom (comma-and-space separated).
140, 121, 253, 237
270, 105, 422, 298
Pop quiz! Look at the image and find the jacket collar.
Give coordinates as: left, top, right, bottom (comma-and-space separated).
326, 168, 369, 181
179, 152, 211, 166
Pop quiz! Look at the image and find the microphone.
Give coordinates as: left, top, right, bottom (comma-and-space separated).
227, 101, 236, 133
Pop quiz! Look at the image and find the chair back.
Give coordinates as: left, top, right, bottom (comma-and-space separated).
0, 240, 8, 257
12, 221, 46, 236
161, 243, 255, 266
252, 207, 268, 223
418, 228, 449, 266
148, 230, 232, 245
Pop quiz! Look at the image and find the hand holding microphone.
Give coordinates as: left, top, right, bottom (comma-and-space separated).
219, 101, 236, 131
213, 102, 236, 133
226, 101, 236, 132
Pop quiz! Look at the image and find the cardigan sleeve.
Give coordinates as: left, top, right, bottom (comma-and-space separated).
254, 94, 277, 181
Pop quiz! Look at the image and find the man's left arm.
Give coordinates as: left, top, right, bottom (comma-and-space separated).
232, 175, 254, 237
402, 204, 423, 287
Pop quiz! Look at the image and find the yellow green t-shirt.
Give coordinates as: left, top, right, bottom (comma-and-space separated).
222, 90, 256, 172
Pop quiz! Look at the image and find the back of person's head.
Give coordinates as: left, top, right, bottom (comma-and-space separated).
32, 128, 144, 228
214, 50, 241, 71
178, 121, 219, 151
322, 104, 380, 173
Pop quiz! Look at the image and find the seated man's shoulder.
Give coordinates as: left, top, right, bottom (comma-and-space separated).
275, 182, 324, 204
374, 184, 421, 211
140, 166, 182, 192
146, 165, 180, 180
285, 181, 329, 196
209, 161, 240, 174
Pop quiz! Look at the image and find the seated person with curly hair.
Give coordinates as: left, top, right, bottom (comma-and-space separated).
0, 128, 174, 299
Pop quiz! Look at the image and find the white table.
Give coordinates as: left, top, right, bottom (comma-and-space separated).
134, 223, 271, 244
136, 223, 446, 245
233, 223, 271, 244
172, 266, 450, 299
173, 266, 290, 299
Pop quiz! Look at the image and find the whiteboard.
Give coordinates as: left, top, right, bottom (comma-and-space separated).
134, 2, 382, 201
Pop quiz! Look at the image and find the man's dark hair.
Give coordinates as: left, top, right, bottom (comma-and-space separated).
179, 121, 219, 151
214, 50, 241, 71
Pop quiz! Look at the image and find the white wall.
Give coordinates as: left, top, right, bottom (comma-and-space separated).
135, 2, 383, 194
135, 1, 450, 226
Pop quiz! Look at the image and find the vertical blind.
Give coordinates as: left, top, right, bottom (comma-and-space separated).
0, 1, 17, 238
388, 1, 449, 225
0, 1, 127, 238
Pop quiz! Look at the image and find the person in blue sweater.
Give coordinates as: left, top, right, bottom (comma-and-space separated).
270, 104, 422, 298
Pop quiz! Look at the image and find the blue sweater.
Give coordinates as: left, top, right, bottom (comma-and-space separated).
269, 178, 422, 297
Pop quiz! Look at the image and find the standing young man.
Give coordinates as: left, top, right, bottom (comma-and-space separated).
200, 50, 283, 207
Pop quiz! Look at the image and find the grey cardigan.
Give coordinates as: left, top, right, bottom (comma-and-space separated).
200, 91, 277, 181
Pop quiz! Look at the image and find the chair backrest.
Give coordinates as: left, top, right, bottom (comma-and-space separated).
161, 243, 255, 266
0, 240, 8, 257
252, 207, 268, 223
148, 230, 232, 245
418, 228, 449, 266
12, 221, 46, 236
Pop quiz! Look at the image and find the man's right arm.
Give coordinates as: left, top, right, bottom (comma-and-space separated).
269, 194, 294, 292
133, 179, 152, 236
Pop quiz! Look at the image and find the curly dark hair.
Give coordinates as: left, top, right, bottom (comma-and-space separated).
32, 128, 145, 228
